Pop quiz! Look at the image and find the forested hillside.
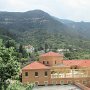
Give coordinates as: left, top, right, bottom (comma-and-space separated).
0, 10, 90, 50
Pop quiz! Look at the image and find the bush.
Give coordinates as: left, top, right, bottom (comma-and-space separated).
7, 81, 34, 90
26, 83, 34, 90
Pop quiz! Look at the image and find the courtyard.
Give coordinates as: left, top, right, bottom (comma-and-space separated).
33, 85, 81, 90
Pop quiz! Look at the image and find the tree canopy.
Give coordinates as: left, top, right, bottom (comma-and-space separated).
0, 39, 20, 90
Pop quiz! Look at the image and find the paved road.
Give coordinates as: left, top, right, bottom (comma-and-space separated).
33, 85, 81, 90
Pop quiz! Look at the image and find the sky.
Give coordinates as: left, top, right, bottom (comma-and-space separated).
0, 0, 90, 21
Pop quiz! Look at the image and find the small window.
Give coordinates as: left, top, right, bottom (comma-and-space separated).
52, 81, 57, 85
68, 80, 72, 84
44, 81, 48, 86
45, 71, 48, 76
83, 81, 87, 84
43, 61, 45, 64
60, 81, 64, 85
25, 72, 28, 76
35, 72, 38, 77
55, 61, 56, 64
47, 61, 49, 64
35, 81, 39, 86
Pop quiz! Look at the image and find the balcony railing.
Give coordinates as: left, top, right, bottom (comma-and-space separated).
51, 69, 89, 79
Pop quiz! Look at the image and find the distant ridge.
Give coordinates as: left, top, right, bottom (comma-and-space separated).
0, 10, 90, 49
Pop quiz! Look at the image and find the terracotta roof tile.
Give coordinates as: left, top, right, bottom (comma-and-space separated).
40, 51, 63, 57
63, 60, 90, 67
22, 61, 50, 70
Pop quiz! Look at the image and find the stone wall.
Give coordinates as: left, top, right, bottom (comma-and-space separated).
39, 56, 63, 66
22, 69, 51, 85
74, 82, 90, 90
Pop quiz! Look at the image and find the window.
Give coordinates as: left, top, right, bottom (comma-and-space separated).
47, 61, 49, 64
35, 81, 39, 86
52, 81, 57, 85
25, 72, 28, 76
55, 61, 56, 64
60, 81, 64, 85
35, 72, 38, 77
68, 80, 72, 84
44, 81, 48, 86
45, 71, 48, 76
43, 61, 45, 64
83, 81, 87, 84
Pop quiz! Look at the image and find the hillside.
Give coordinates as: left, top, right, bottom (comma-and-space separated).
0, 28, 15, 40
60, 19, 90, 40
0, 10, 90, 49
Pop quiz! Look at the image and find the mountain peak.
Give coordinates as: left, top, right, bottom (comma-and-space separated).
26, 9, 47, 13
18, 9, 51, 20
25, 9, 50, 17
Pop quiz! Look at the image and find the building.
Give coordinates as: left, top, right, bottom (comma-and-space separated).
24, 45, 34, 53
22, 51, 90, 86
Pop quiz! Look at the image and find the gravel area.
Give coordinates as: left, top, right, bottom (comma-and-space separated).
33, 85, 81, 90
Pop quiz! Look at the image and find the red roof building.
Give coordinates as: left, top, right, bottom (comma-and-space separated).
40, 51, 63, 57
63, 60, 90, 67
22, 51, 90, 86
22, 61, 50, 70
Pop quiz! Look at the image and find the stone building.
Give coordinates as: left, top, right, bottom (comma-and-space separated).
22, 51, 90, 86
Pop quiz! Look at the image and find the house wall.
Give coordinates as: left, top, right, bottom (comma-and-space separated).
51, 67, 70, 74
50, 77, 90, 85
22, 66, 90, 85
39, 56, 63, 66
22, 69, 51, 85
22, 52, 90, 86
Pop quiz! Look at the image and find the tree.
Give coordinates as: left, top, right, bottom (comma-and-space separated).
5, 40, 16, 48
19, 44, 23, 53
0, 41, 20, 90
44, 43, 48, 53
19, 44, 28, 58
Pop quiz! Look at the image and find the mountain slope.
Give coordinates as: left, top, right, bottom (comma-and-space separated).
60, 19, 90, 40
0, 28, 15, 41
0, 10, 72, 33
0, 10, 90, 49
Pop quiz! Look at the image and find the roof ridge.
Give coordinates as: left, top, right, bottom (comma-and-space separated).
40, 51, 63, 57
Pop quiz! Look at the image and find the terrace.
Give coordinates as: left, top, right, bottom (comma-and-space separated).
51, 69, 89, 79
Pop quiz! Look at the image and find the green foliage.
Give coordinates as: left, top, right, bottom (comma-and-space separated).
29, 52, 39, 61
7, 81, 34, 90
5, 40, 16, 48
1, 10, 90, 61
19, 58, 29, 66
26, 84, 34, 90
64, 49, 90, 60
19, 44, 28, 58
0, 39, 3, 46
1, 10, 90, 51
0, 39, 20, 90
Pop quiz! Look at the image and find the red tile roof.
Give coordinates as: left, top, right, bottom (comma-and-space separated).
63, 60, 90, 67
40, 51, 63, 57
22, 61, 50, 70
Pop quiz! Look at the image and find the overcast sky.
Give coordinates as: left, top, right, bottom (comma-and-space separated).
0, 0, 90, 21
